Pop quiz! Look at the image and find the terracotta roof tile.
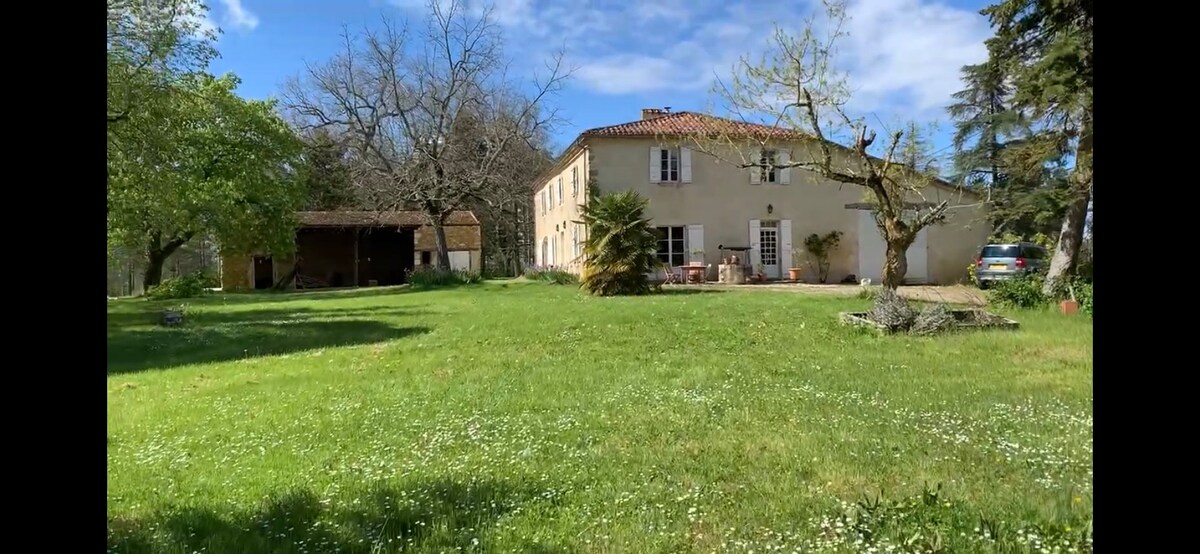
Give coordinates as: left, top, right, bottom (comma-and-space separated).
296, 210, 479, 227
580, 111, 809, 140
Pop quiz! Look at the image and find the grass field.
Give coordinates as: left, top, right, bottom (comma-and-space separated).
107, 281, 1093, 553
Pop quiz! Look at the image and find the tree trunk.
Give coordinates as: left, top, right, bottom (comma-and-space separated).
881, 239, 910, 290
1042, 188, 1090, 295
143, 251, 166, 289
1042, 115, 1092, 296
432, 219, 451, 269
142, 232, 194, 290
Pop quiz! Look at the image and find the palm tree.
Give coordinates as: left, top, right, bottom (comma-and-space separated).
577, 190, 659, 296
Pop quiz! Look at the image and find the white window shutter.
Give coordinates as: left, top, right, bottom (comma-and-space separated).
780, 219, 793, 270
680, 148, 693, 183
749, 219, 762, 268
558, 178, 564, 204
649, 147, 660, 183
749, 162, 761, 184
778, 151, 791, 184
686, 224, 704, 264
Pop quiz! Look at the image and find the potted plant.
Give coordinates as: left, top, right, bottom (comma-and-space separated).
755, 263, 767, 282
688, 248, 705, 266
788, 250, 805, 281
1060, 284, 1080, 315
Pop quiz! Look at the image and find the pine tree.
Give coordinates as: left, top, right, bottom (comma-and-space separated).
948, 60, 1065, 239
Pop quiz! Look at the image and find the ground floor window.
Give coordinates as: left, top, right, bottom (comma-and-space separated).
655, 226, 685, 267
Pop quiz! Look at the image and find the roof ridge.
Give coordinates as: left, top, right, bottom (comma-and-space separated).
579, 110, 695, 135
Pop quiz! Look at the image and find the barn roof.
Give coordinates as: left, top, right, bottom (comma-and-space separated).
295, 210, 479, 228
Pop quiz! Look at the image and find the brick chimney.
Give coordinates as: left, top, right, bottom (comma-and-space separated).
641, 107, 671, 120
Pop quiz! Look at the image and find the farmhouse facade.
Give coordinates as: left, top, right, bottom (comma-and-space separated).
533, 109, 989, 284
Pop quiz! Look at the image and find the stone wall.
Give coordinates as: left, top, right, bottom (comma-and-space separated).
414, 224, 481, 251
221, 255, 252, 291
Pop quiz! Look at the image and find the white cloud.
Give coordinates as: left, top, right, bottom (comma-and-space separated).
840, 0, 990, 117
383, 0, 990, 130
218, 0, 259, 32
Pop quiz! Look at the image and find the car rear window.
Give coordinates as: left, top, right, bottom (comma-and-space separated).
1021, 246, 1047, 259
981, 246, 1020, 258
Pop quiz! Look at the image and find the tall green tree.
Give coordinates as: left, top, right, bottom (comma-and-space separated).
108, 74, 305, 288
578, 190, 659, 296
981, 0, 1092, 294
107, 0, 217, 128
299, 129, 356, 210
949, 61, 1066, 238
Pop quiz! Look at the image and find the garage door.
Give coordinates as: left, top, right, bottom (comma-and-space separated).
857, 211, 928, 284
448, 251, 472, 272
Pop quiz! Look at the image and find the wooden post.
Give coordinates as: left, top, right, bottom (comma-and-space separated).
353, 229, 360, 287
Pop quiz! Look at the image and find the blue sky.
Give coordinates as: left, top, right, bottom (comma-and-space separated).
204, 0, 994, 156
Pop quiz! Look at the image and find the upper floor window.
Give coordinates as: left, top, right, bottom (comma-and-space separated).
558, 177, 564, 205
650, 147, 692, 183
660, 148, 680, 182
572, 166, 579, 197
760, 150, 777, 183
750, 149, 790, 185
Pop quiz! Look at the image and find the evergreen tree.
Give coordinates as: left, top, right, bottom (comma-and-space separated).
980, 0, 1092, 294
948, 60, 1065, 238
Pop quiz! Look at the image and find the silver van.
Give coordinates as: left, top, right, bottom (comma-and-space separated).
975, 242, 1048, 289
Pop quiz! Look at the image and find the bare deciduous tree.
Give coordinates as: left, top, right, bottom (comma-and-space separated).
282, 0, 569, 269
684, 0, 972, 289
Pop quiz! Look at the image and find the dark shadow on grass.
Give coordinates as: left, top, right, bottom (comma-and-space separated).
212, 285, 420, 305
107, 305, 431, 329
108, 480, 571, 554
107, 320, 429, 375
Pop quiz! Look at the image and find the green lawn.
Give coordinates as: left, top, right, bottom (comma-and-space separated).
107, 282, 1093, 553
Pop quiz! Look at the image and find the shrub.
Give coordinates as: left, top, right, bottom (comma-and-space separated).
989, 273, 1047, 308
868, 288, 916, 332
800, 231, 843, 283
407, 266, 482, 288
1070, 279, 1092, 316
524, 266, 579, 285
578, 190, 659, 296
910, 303, 956, 336
144, 272, 213, 300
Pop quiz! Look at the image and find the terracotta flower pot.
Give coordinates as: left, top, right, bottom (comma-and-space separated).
1060, 299, 1079, 315
788, 267, 803, 281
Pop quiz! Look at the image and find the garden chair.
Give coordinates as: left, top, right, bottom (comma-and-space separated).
661, 262, 680, 285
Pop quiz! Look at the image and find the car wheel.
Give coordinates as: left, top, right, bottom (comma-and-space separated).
977, 280, 989, 290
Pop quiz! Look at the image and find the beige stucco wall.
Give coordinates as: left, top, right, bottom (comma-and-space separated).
534, 146, 589, 272
580, 137, 989, 284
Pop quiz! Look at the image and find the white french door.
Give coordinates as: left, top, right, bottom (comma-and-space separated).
759, 220, 781, 279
